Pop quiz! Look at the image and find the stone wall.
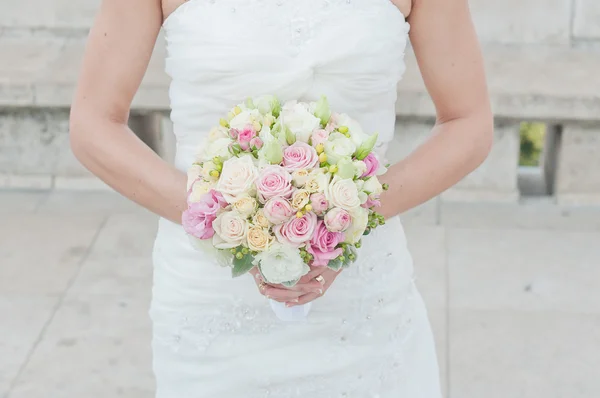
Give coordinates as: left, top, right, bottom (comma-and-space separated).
1, 0, 599, 203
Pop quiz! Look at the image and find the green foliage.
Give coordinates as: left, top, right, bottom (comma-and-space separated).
231, 253, 254, 278
519, 122, 546, 166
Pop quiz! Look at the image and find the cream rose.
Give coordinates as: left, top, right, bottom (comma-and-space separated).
252, 209, 271, 228
212, 211, 248, 249
292, 169, 310, 187
324, 133, 357, 164
216, 155, 258, 203
291, 189, 310, 210
187, 164, 203, 190
304, 170, 330, 193
233, 195, 258, 218
280, 101, 321, 143
247, 226, 272, 252
326, 176, 361, 211
343, 206, 369, 244
199, 137, 231, 161
188, 180, 212, 203
229, 109, 263, 130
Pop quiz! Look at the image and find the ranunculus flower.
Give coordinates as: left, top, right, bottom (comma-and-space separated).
216, 155, 258, 203
232, 195, 258, 217
252, 209, 271, 228
280, 101, 322, 143
362, 153, 381, 178
273, 211, 318, 248
309, 193, 329, 215
291, 189, 311, 210
282, 142, 319, 171
307, 220, 344, 266
247, 226, 272, 252
182, 190, 227, 240
326, 175, 361, 211
324, 133, 356, 164
253, 243, 310, 284
256, 165, 294, 203
212, 211, 248, 249
311, 129, 330, 148
343, 206, 369, 244
263, 197, 294, 224
237, 126, 257, 151
324, 207, 352, 232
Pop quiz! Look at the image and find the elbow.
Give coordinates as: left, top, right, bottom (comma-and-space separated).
467, 111, 494, 169
69, 108, 91, 164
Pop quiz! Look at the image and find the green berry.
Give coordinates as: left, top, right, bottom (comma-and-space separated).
241, 247, 249, 255
235, 252, 244, 260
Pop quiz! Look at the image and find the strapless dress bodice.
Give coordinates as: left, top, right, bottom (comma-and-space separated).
162, 0, 410, 170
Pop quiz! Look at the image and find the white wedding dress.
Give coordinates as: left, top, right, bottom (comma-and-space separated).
150, 0, 442, 396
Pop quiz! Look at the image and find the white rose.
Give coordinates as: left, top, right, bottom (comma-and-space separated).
187, 164, 203, 190
292, 169, 310, 187
247, 226, 272, 252
229, 109, 263, 130
281, 101, 321, 143
216, 155, 258, 203
337, 113, 370, 147
326, 175, 361, 211
188, 180, 212, 203
363, 176, 383, 195
253, 243, 310, 284
208, 126, 230, 142
200, 137, 231, 161
353, 160, 367, 178
233, 195, 258, 218
343, 206, 369, 244
212, 211, 248, 249
324, 133, 356, 164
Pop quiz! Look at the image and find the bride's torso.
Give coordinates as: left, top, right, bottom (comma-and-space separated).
161, 0, 410, 171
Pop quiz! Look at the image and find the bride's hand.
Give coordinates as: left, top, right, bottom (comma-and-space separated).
285, 266, 341, 307
249, 267, 323, 303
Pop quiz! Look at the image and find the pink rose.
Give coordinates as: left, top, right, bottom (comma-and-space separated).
182, 190, 227, 239
282, 142, 319, 171
273, 212, 318, 248
229, 128, 239, 139
307, 220, 344, 266
250, 137, 263, 150
309, 193, 329, 215
256, 165, 295, 203
238, 126, 257, 151
324, 207, 352, 232
263, 197, 294, 224
361, 153, 380, 178
361, 194, 381, 209
311, 129, 330, 148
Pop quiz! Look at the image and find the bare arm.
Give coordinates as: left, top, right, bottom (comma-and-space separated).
379, 0, 493, 218
70, 0, 186, 224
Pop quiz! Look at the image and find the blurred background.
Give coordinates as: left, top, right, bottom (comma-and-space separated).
1, 1, 600, 397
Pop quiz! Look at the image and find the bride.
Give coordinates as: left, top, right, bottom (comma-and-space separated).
70, 0, 492, 396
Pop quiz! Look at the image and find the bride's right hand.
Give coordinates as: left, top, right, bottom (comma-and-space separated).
249, 268, 323, 303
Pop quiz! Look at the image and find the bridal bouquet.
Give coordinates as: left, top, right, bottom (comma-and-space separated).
182, 95, 388, 287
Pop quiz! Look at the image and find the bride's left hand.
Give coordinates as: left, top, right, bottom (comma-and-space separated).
285, 266, 342, 307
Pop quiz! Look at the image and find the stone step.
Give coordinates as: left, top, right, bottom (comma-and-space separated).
1, 36, 600, 120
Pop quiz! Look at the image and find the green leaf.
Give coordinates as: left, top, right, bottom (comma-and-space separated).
327, 258, 344, 272
231, 254, 255, 278
284, 125, 296, 145
282, 278, 300, 288
354, 132, 379, 160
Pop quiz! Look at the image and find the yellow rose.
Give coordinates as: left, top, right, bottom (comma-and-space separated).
247, 226, 272, 252
252, 209, 271, 228
291, 189, 310, 210
233, 195, 258, 218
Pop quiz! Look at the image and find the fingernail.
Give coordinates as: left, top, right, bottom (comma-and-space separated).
286, 303, 294, 308
318, 289, 323, 295
266, 295, 271, 299
291, 298, 299, 303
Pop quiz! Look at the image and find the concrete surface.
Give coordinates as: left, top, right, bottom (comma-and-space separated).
2, 190, 600, 397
